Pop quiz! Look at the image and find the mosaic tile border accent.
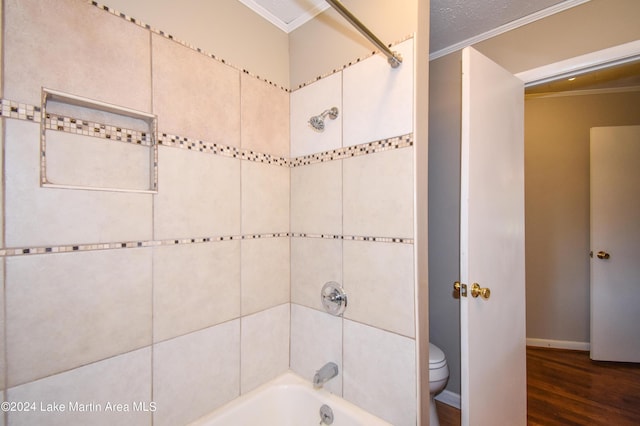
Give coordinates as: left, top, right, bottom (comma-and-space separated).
290, 134, 413, 167
0, 99, 41, 122
0, 232, 411, 257
157, 132, 289, 166
88, 0, 413, 93
2, 98, 412, 169
291, 233, 414, 244
45, 113, 153, 146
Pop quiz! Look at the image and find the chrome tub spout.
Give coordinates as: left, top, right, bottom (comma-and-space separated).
313, 362, 339, 388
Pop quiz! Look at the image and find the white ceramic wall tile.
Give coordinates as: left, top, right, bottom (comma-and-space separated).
0, 120, 3, 250
290, 238, 342, 311
343, 39, 414, 146
241, 238, 290, 315
290, 72, 342, 158
290, 160, 342, 235
241, 74, 290, 158
343, 320, 416, 426
5, 249, 152, 387
154, 145, 241, 240
0, 262, 5, 391
46, 131, 152, 191
343, 147, 414, 238
153, 321, 240, 426
153, 241, 241, 342
343, 241, 415, 337
152, 34, 240, 147
241, 161, 290, 235
7, 347, 152, 426
4, 0, 151, 110
240, 304, 290, 394
5, 120, 153, 248
290, 304, 343, 395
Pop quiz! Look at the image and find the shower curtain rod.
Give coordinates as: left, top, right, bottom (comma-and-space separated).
325, 0, 403, 68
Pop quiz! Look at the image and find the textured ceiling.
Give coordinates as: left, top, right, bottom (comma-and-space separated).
429, 0, 568, 52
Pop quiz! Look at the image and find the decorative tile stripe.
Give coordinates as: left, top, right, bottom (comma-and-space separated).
157, 133, 289, 166
3, 98, 412, 168
0, 233, 290, 257
290, 134, 413, 167
240, 232, 290, 239
0, 232, 412, 257
241, 150, 290, 167
0, 99, 42, 122
291, 233, 414, 244
89, 1, 290, 93
157, 132, 241, 157
45, 113, 153, 146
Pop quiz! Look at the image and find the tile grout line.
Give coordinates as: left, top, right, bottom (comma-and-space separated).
149, 28, 156, 423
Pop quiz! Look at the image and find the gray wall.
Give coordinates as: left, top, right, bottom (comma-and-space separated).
428, 52, 462, 394
525, 90, 640, 344
428, 0, 640, 398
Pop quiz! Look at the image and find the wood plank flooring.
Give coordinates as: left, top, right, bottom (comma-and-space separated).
435, 346, 640, 426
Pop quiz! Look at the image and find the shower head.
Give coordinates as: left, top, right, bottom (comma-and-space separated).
309, 107, 339, 132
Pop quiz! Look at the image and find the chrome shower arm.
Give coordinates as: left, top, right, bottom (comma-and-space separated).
325, 0, 402, 68
319, 107, 339, 120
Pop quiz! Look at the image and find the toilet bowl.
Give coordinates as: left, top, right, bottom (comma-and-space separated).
429, 343, 449, 426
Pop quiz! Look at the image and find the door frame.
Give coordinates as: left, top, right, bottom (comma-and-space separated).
516, 40, 640, 87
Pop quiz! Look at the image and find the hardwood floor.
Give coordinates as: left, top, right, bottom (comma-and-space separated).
527, 347, 640, 425
436, 400, 461, 425
435, 346, 640, 426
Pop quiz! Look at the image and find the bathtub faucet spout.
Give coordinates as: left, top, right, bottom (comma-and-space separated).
313, 362, 339, 388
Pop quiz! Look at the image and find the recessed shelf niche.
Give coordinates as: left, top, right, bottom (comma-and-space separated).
41, 88, 158, 193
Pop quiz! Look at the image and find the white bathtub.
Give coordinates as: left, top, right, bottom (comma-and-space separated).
188, 371, 392, 426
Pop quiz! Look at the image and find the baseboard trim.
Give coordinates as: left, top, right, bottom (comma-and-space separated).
527, 338, 590, 351
435, 390, 461, 409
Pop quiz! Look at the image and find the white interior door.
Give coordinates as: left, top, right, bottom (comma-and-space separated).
590, 125, 640, 362
459, 47, 527, 426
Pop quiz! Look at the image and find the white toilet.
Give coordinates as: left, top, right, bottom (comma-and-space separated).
429, 343, 449, 426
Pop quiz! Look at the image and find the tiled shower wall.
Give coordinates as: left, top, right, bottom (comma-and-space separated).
0, 1, 417, 425
2, 1, 290, 425
288, 39, 416, 426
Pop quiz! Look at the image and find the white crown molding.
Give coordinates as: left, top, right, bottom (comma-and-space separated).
237, 0, 329, 33
286, 3, 330, 32
429, 0, 591, 61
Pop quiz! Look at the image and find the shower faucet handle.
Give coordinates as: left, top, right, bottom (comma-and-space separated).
321, 282, 347, 316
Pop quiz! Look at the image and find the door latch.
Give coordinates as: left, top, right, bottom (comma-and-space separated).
453, 281, 467, 297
